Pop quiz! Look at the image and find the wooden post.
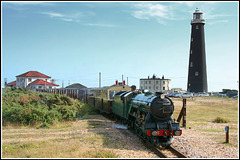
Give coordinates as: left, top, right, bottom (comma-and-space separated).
177, 106, 184, 122
182, 98, 186, 128
225, 126, 229, 143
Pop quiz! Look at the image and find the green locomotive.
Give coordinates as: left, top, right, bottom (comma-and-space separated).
88, 83, 181, 146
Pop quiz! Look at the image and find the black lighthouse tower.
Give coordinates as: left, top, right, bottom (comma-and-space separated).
187, 8, 208, 93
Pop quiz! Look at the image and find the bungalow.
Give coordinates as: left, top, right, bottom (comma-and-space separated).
5, 71, 59, 89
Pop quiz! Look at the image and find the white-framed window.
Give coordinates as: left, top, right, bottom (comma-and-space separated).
149, 81, 151, 84
39, 86, 42, 89
156, 81, 158, 84
163, 87, 165, 90
149, 86, 151, 90
163, 81, 165, 85
156, 86, 158, 90
145, 81, 147, 84
28, 78, 32, 82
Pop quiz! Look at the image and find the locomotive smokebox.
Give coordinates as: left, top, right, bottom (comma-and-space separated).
150, 97, 174, 121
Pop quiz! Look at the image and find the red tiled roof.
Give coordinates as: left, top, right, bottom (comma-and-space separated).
16, 71, 51, 78
6, 81, 16, 86
28, 79, 59, 86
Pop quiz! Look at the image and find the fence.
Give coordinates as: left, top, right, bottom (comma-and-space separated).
36, 88, 89, 102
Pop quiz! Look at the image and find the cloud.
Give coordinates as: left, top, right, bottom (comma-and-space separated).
40, 11, 116, 27
208, 20, 228, 25
84, 23, 116, 27
5, 2, 53, 6
132, 3, 171, 21
41, 12, 65, 18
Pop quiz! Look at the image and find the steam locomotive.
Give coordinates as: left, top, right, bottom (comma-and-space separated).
88, 84, 182, 147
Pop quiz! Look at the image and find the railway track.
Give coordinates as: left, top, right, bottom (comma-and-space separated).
102, 112, 187, 158
129, 127, 187, 158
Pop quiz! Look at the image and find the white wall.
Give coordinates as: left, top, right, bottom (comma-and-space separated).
16, 77, 51, 88
140, 79, 171, 92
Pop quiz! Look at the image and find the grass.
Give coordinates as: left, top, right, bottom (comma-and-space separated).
172, 96, 238, 124
2, 116, 119, 158
172, 96, 238, 148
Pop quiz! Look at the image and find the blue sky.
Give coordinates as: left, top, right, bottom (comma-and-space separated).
1, 1, 239, 92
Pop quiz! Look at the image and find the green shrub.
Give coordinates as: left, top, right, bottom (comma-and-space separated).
2, 87, 95, 127
213, 117, 229, 123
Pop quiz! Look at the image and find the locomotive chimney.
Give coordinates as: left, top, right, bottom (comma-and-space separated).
123, 80, 126, 85
116, 80, 118, 85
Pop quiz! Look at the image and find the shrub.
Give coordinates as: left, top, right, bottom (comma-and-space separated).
2, 87, 95, 127
213, 117, 229, 123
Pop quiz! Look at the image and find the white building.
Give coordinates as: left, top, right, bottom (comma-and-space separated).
6, 71, 59, 89
140, 74, 171, 92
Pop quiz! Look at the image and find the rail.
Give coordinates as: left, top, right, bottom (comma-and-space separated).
129, 127, 187, 158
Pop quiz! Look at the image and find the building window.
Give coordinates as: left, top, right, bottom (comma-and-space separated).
190, 50, 192, 54
163, 81, 165, 85
149, 81, 151, 84
49, 86, 52, 89
195, 72, 199, 76
145, 81, 147, 84
191, 38, 193, 42
39, 86, 42, 89
190, 62, 193, 67
156, 81, 158, 84
196, 25, 199, 29
163, 87, 165, 90
149, 86, 151, 90
156, 86, 158, 90
28, 78, 32, 82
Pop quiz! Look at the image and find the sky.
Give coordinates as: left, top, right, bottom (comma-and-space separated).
1, 1, 239, 92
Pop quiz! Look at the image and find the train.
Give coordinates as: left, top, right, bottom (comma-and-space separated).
88, 82, 182, 147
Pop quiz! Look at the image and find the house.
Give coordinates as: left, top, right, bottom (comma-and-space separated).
5, 71, 59, 89
65, 83, 87, 89
139, 74, 171, 92
5, 81, 16, 88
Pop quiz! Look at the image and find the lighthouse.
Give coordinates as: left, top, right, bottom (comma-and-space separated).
187, 8, 208, 93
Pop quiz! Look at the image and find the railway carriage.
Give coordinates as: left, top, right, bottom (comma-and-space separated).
89, 84, 131, 114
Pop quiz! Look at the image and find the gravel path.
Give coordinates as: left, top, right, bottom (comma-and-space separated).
90, 115, 239, 158
171, 127, 239, 158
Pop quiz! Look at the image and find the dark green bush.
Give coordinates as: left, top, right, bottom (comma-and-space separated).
213, 117, 229, 123
2, 87, 94, 128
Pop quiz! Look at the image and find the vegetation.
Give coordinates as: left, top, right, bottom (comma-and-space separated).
172, 96, 238, 124
2, 87, 97, 128
213, 117, 229, 123
221, 89, 238, 93
2, 115, 119, 158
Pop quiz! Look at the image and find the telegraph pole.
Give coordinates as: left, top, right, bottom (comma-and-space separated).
99, 72, 101, 88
